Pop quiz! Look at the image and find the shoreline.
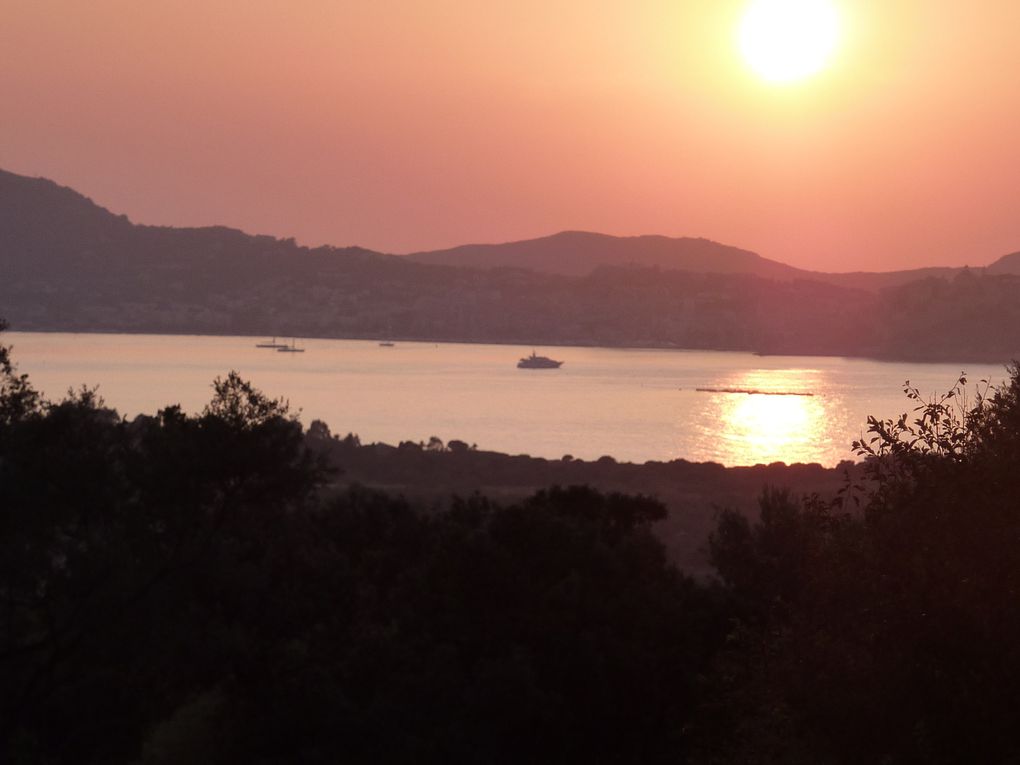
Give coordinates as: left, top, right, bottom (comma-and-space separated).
6, 326, 1013, 367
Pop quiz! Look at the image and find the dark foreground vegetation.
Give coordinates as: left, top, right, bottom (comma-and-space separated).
3, 320, 1020, 763
313, 432, 848, 577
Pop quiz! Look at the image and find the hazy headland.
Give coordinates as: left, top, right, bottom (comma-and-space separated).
4, 168, 1020, 363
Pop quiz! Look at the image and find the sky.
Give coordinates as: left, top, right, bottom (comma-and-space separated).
3, 0, 1019, 271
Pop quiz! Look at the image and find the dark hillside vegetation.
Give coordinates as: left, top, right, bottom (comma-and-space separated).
4, 168, 1020, 361
309, 428, 849, 577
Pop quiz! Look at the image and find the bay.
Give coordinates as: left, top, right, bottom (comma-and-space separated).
6, 332, 1005, 467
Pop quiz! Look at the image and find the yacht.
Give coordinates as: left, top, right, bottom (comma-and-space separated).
517, 350, 563, 369
277, 339, 306, 353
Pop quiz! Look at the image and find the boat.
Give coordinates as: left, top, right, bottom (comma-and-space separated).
379, 341, 395, 347
256, 337, 289, 349
277, 339, 306, 353
517, 350, 563, 369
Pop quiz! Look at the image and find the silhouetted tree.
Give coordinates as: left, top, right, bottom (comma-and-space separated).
0, 319, 40, 425
0, 334, 728, 764
703, 365, 1020, 764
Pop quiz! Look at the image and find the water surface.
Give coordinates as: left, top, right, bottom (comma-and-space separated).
7, 332, 1004, 467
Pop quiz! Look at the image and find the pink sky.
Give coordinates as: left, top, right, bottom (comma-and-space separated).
3, 1, 1020, 271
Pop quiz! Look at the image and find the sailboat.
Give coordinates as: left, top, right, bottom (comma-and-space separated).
256, 337, 289, 349
277, 338, 306, 353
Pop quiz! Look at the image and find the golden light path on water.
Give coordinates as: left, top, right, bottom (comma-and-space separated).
720, 393, 822, 465
699, 368, 831, 466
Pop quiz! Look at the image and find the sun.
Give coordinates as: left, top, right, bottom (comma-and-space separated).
739, 0, 840, 83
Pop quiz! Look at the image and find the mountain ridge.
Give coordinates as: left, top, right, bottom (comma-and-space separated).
4, 167, 1020, 363
5, 167, 1018, 285
408, 228, 1020, 290
408, 229, 806, 280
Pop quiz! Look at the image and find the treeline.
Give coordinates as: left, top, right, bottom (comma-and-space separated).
9, 238, 1020, 362
310, 429, 848, 577
3, 323, 1020, 762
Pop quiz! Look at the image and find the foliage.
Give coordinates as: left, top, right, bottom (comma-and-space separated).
203, 370, 294, 428
6, 317, 1020, 763
0, 334, 325, 763
0, 329, 722, 764
849, 371, 992, 488
706, 364, 1020, 763
0, 319, 41, 426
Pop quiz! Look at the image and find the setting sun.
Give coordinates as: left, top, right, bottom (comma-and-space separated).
739, 0, 840, 83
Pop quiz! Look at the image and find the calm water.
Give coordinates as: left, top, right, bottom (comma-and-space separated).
6, 332, 1005, 467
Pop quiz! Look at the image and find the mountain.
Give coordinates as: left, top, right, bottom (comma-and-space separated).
407, 230, 810, 280
407, 230, 1020, 291
0, 168, 392, 284
987, 251, 1020, 275
3, 167, 1020, 362
6, 166, 1017, 290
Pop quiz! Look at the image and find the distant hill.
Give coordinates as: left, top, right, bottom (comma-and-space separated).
3, 167, 1020, 362
0, 168, 392, 284
987, 251, 1020, 275
407, 230, 1020, 291
407, 230, 809, 280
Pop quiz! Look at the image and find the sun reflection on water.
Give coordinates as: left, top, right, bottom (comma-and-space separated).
709, 370, 829, 465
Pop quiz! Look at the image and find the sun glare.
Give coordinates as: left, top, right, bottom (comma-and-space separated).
740, 0, 840, 83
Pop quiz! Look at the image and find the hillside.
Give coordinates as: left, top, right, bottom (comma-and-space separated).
987, 251, 1020, 275
407, 230, 809, 280
0, 168, 392, 286
408, 229, 1020, 290
3, 168, 1020, 362
314, 430, 852, 576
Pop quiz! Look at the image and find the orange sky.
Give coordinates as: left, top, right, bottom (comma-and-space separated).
3, 1, 1019, 271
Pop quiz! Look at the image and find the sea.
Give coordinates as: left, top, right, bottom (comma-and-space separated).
6, 332, 1006, 468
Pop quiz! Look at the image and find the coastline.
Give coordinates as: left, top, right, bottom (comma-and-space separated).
6, 325, 1014, 367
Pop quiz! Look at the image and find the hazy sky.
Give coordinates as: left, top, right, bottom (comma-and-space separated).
3, 1, 1019, 270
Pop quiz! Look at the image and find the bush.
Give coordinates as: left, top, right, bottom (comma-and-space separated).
705, 364, 1020, 763
0, 327, 725, 764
